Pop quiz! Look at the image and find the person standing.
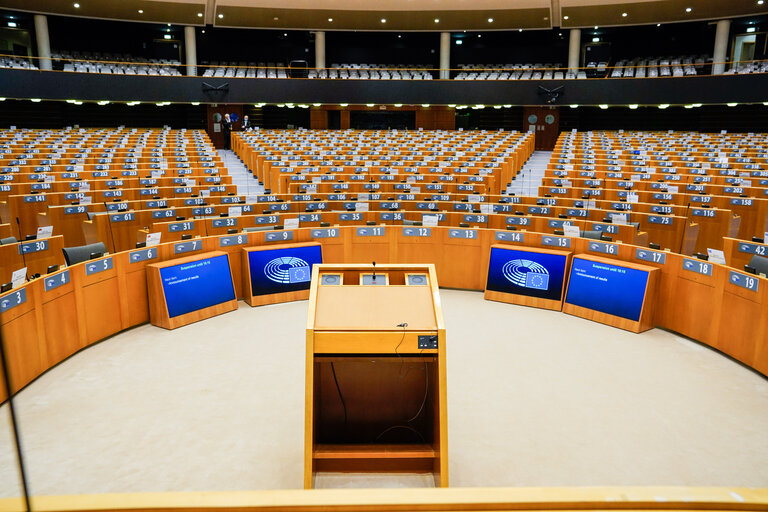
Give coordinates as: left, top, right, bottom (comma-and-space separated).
222, 113, 232, 149
242, 115, 251, 131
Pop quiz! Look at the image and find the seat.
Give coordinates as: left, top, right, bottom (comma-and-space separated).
747, 254, 768, 275
581, 230, 603, 240
0, 236, 18, 245
62, 242, 108, 266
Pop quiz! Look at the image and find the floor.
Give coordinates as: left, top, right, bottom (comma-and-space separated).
506, 150, 551, 196
1, 289, 767, 497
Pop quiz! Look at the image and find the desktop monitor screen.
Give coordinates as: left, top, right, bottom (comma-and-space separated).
248, 244, 323, 296
565, 257, 649, 321
159, 254, 236, 318
486, 247, 568, 301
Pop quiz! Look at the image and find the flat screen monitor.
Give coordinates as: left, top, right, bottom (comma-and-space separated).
159, 253, 236, 318
564, 257, 649, 322
247, 244, 323, 297
486, 246, 568, 301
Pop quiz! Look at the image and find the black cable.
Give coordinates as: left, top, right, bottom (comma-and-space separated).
395, 322, 407, 376
329, 362, 347, 429
406, 361, 429, 424
375, 424, 426, 444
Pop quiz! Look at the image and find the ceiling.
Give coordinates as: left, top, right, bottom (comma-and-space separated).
0, 0, 765, 31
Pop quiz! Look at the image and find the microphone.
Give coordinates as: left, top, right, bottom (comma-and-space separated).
372, 261, 376, 281
397, 322, 408, 328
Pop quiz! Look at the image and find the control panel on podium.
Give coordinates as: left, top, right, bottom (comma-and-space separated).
304, 263, 447, 489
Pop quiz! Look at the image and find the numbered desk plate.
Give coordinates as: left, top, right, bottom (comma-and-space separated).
402, 227, 431, 237
588, 241, 619, 255
129, 248, 158, 263
19, 239, 49, 254
635, 248, 667, 264
495, 231, 525, 242
266, 231, 294, 242
311, 228, 340, 239
356, 227, 385, 237
729, 271, 759, 292
85, 257, 114, 275
44, 270, 70, 291
174, 240, 202, 254
219, 234, 248, 247
0, 288, 26, 312
682, 258, 713, 276
541, 236, 571, 248
448, 228, 477, 239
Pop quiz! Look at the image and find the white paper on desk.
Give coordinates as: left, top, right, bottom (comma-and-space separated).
146, 232, 161, 247
407, 176, 416, 183
75, 164, 85, 171
707, 248, 726, 265
151, 171, 163, 178
36, 226, 53, 239
563, 225, 580, 238
200, 190, 210, 198
79, 181, 91, 191
410, 186, 421, 193
627, 192, 639, 203
312, 176, 322, 183
468, 194, 482, 203
228, 206, 242, 217
358, 193, 369, 201
80, 196, 92, 205
666, 185, 679, 194
11, 267, 26, 289
422, 214, 439, 227
480, 203, 492, 214
611, 213, 628, 224
355, 202, 369, 212
284, 218, 299, 230
9, 126, 16, 130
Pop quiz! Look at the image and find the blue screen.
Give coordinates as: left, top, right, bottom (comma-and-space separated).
248, 244, 323, 296
486, 247, 568, 301
565, 258, 649, 321
160, 254, 236, 318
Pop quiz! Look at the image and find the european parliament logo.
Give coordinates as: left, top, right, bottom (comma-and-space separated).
264, 256, 311, 284
501, 259, 550, 290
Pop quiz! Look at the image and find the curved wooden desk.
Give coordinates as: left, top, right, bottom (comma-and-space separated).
1, 224, 766, 405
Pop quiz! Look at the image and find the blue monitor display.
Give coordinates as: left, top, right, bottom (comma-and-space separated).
565, 258, 649, 321
248, 244, 323, 296
160, 254, 236, 318
486, 247, 568, 301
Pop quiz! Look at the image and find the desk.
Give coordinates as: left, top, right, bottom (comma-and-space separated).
305, 263, 447, 488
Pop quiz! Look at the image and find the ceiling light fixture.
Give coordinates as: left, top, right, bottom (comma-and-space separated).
328, 18, 333, 22
570, 104, 578, 108
685, 7, 692, 12
622, 12, 628, 17
628, 104, 638, 109
73, 2, 80, 8
138, 10, 143, 14
394, 103, 402, 107
434, 18, 440, 23
30, 98, 42, 102
7, 21, 16, 27
488, 18, 494, 23
599, 104, 609, 109
658, 104, 669, 109
747, 27, 756, 32
727, 102, 738, 107
563, 15, 569, 20
197, 12, 203, 17
218, 13, 223, 19
381, 18, 386, 23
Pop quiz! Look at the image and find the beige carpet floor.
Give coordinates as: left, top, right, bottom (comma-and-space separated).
1, 289, 767, 497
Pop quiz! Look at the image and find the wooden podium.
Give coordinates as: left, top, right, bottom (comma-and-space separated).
304, 263, 448, 488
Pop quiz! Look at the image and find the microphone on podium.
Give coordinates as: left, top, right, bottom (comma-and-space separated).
372, 261, 376, 281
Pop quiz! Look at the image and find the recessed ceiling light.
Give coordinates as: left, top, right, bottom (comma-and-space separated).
164, 34, 171, 39
455, 39, 462, 44
273, 17, 279, 20
197, 12, 203, 17
201, 30, 205, 33
366, 103, 374, 107
137, 9, 143, 14
747, 27, 756, 32
592, 37, 600, 42
73, 2, 80, 8
759, 0, 765, 5
570, 104, 578, 108
422, 104, 430, 107
628, 104, 638, 109
685, 7, 692, 12
312, 103, 321, 107
518, 29, 522, 32
191, 102, 200, 105
622, 12, 628, 17
727, 102, 738, 107
563, 15, 569, 20
599, 104, 609, 109
167, 23, 171, 26
434, 18, 440, 23
328, 18, 333, 22
340, 103, 348, 107
30, 98, 42, 102
381, 18, 386, 23
594, 26, 598, 29
488, 18, 494, 23
218, 13, 223, 18
657, 23, 661, 27
398, 34, 402, 38
394, 103, 403, 107
7, 21, 16, 27
284, 32, 287, 36
658, 104, 669, 109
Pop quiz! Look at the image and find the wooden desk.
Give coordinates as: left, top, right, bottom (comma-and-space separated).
305, 263, 447, 488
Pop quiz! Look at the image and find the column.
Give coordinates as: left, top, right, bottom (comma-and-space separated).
184, 26, 197, 76
439, 32, 450, 79
315, 31, 325, 70
34, 14, 51, 71
568, 28, 581, 74
712, 20, 731, 75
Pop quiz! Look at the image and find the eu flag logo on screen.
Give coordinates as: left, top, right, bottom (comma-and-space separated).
288, 265, 311, 283
265, 256, 312, 284
525, 272, 550, 290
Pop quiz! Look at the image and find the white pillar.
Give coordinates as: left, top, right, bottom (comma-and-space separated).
439, 32, 450, 79
34, 14, 51, 71
184, 26, 197, 76
568, 28, 581, 74
315, 31, 325, 70
712, 20, 731, 75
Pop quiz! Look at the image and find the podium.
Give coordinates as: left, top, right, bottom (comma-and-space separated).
304, 263, 448, 488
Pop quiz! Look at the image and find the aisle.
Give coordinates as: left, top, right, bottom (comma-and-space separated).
217, 149, 263, 198
506, 150, 552, 196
